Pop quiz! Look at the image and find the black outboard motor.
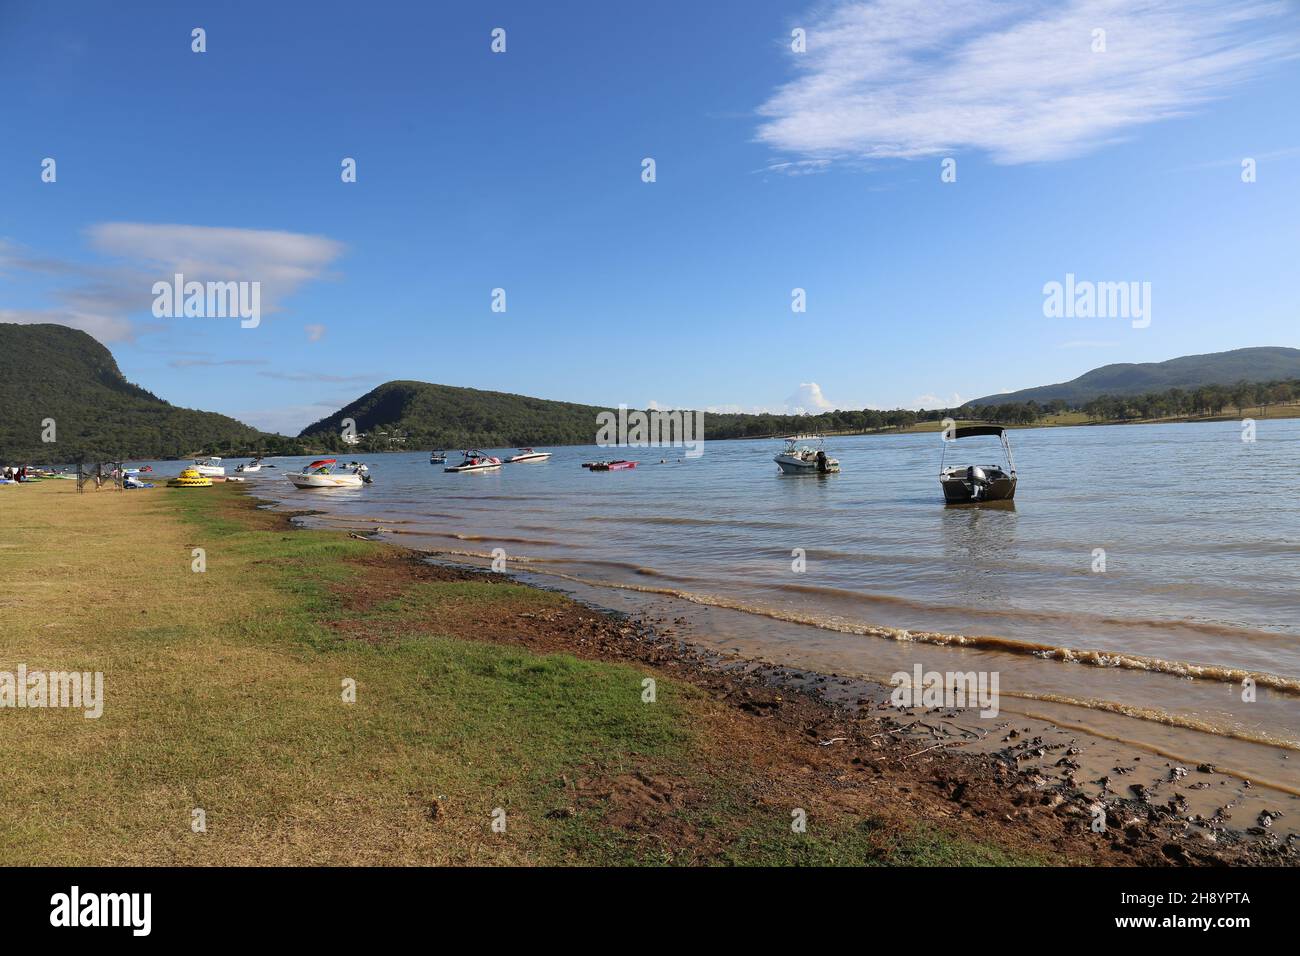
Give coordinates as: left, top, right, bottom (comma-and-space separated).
966, 465, 989, 500
817, 450, 829, 474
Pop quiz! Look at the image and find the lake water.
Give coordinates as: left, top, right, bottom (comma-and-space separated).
135, 419, 1300, 797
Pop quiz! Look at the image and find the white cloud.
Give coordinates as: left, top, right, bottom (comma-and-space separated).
0, 307, 136, 343
757, 0, 1295, 166
305, 323, 327, 342
911, 392, 964, 409
784, 381, 836, 414
87, 223, 344, 316
0, 225, 344, 345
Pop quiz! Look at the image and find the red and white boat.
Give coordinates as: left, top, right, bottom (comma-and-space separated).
445, 450, 503, 473
584, 460, 636, 471
506, 448, 551, 463
287, 459, 370, 488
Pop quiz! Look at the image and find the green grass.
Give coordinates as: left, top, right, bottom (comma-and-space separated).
0, 483, 1048, 866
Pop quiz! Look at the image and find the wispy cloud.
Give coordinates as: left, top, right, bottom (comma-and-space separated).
0, 224, 344, 343
168, 358, 271, 368
757, 0, 1296, 166
258, 370, 373, 383
912, 391, 965, 408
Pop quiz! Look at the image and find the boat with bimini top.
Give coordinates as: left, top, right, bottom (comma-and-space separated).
286, 459, 371, 488
445, 450, 502, 473
939, 425, 1017, 504
773, 436, 839, 475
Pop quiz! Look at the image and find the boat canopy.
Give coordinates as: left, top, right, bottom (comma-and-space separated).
306, 459, 336, 468
951, 426, 1006, 439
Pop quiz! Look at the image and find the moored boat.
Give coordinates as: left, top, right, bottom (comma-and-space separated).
939, 425, 1017, 504
192, 457, 225, 477
506, 448, 551, 463
286, 459, 371, 488
774, 436, 839, 475
585, 460, 636, 471
445, 450, 502, 473
429, 450, 447, 464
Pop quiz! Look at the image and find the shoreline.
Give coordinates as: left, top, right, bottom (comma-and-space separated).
264, 492, 1298, 863
13, 401, 1300, 467
2, 479, 1293, 865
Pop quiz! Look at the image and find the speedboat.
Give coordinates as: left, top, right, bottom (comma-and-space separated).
236, 458, 263, 473
286, 459, 371, 488
774, 436, 839, 475
429, 450, 447, 464
192, 457, 225, 477
585, 460, 636, 471
507, 448, 551, 463
939, 426, 1017, 504
445, 450, 502, 473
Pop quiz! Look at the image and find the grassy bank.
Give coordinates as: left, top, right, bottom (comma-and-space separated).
0, 481, 1049, 866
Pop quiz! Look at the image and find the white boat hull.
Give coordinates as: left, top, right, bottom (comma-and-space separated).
507, 453, 551, 463
287, 473, 365, 488
193, 465, 225, 477
774, 453, 838, 475
445, 463, 502, 472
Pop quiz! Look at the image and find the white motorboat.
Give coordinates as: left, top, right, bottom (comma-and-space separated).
445, 450, 502, 473
773, 436, 839, 475
236, 457, 263, 473
506, 447, 551, 463
192, 457, 226, 477
429, 450, 447, 464
286, 459, 371, 489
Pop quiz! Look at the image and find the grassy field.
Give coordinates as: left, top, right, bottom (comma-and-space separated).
0, 481, 1042, 866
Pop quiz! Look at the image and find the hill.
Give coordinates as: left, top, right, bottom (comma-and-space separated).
0, 323, 277, 463
296, 380, 940, 450
298, 380, 625, 449
969, 347, 1300, 407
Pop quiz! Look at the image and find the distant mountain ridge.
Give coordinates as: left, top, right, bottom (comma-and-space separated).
969, 347, 1300, 406
0, 323, 270, 462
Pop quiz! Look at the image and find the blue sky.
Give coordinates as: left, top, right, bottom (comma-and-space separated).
2, 0, 1298, 433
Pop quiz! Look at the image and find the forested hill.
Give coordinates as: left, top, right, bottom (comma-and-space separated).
296, 380, 934, 451
0, 323, 275, 463
299, 380, 633, 449
969, 347, 1300, 406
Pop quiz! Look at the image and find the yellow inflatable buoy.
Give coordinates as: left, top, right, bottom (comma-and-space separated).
167, 467, 212, 488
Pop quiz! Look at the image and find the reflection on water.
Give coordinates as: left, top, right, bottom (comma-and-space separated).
940, 503, 1020, 612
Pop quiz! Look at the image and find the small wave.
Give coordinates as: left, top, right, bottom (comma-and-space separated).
476, 567, 1300, 695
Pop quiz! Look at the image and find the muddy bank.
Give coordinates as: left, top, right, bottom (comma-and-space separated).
305, 510, 1296, 865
